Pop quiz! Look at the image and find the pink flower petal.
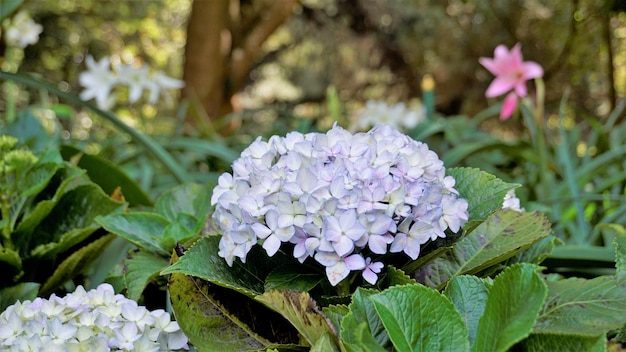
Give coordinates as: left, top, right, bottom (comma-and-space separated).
500, 92, 519, 120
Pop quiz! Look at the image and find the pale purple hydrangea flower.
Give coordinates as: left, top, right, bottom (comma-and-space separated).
212, 124, 469, 286
0, 283, 189, 351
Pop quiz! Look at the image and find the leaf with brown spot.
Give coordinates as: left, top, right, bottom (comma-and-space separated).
256, 290, 340, 348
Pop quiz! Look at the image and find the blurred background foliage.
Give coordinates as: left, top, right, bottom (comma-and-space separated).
6, 0, 626, 251
17, 0, 626, 136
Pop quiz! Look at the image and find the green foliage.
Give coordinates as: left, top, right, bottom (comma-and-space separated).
414, 210, 551, 289
534, 275, 626, 336
97, 182, 212, 300
0, 134, 126, 311
369, 284, 470, 352
471, 264, 547, 352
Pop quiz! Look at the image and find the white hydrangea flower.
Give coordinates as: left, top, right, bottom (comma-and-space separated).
212, 124, 469, 286
2, 10, 43, 48
352, 100, 426, 132
0, 284, 189, 351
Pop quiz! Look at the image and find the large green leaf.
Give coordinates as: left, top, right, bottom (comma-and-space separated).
13, 166, 105, 253
21, 184, 125, 258
124, 249, 170, 301
443, 275, 492, 345
0, 282, 39, 313
340, 288, 389, 351
369, 284, 470, 352
472, 264, 547, 352
61, 144, 153, 207
168, 259, 268, 351
161, 236, 274, 297
39, 234, 115, 296
534, 276, 626, 336
519, 333, 605, 352
155, 182, 213, 223
415, 210, 551, 289
256, 290, 339, 347
446, 167, 519, 225
264, 265, 323, 292
96, 212, 171, 256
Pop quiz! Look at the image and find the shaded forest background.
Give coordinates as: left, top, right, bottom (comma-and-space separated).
18, 0, 626, 138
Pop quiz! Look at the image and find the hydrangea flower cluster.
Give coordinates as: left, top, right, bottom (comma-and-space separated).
352, 100, 425, 132
211, 124, 469, 286
79, 55, 184, 109
0, 284, 189, 352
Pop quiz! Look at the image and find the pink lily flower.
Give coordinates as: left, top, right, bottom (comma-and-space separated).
479, 43, 543, 120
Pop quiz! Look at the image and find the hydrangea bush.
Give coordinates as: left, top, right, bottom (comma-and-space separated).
0, 284, 188, 352
211, 124, 468, 286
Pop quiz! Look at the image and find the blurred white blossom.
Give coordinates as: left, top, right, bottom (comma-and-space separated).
78, 55, 184, 109
352, 100, 426, 132
0, 284, 189, 351
2, 10, 42, 49
211, 124, 468, 286
502, 189, 525, 212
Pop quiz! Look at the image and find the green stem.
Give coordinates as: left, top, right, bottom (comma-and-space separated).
2, 47, 20, 124
0, 71, 190, 184
533, 78, 552, 202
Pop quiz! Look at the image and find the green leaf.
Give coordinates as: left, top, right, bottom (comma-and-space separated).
472, 264, 547, 352
264, 265, 323, 292
534, 276, 626, 336
310, 331, 340, 352
39, 234, 115, 296
96, 212, 171, 256
0, 246, 22, 271
167, 255, 268, 351
340, 288, 389, 351
506, 235, 561, 265
155, 183, 213, 223
614, 233, 626, 284
124, 249, 170, 301
256, 290, 338, 347
446, 167, 519, 225
443, 275, 492, 345
322, 304, 349, 336
342, 322, 386, 352
21, 183, 125, 258
415, 210, 551, 289
0, 0, 23, 20
519, 334, 605, 352
369, 284, 470, 352
383, 265, 416, 287
4, 109, 58, 152
0, 282, 39, 313
161, 236, 271, 296
60, 144, 153, 207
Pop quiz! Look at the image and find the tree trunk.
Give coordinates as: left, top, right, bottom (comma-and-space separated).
182, 0, 298, 134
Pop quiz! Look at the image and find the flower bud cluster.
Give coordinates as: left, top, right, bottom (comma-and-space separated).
212, 124, 468, 286
0, 284, 189, 351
